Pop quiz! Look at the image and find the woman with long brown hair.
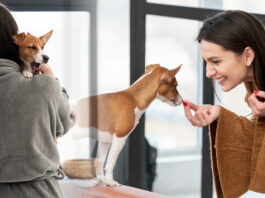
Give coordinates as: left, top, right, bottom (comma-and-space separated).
184, 10, 265, 197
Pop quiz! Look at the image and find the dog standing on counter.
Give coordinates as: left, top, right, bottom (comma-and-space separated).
12, 30, 53, 78
73, 64, 183, 187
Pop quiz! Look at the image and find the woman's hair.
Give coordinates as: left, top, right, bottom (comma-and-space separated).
0, 3, 23, 67
197, 10, 265, 94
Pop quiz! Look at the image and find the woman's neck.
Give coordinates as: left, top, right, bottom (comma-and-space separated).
244, 66, 254, 82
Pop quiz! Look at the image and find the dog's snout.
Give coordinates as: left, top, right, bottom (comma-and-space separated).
42, 55, 49, 63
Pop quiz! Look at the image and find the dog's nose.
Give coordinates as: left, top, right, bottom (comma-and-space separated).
42, 55, 49, 63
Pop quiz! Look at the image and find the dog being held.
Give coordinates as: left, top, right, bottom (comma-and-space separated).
72, 64, 183, 187
12, 30, 53, 78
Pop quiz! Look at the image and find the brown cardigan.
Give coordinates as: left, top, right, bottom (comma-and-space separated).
210, 82, 265, 198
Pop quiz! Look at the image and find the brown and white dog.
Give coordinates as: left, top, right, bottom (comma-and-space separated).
73, 64, 182, 186
12, 30, 53, 78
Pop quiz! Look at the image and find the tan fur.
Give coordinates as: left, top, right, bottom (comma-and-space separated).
12, 30, 53, 68
76, 92, 137, 137
75, 64, 182, 138
13, 31, 52, 60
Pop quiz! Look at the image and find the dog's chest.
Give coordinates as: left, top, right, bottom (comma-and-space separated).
126, 107, 145, 137
134, 107, 145, 126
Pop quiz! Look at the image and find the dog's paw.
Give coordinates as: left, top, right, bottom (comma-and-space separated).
23, 71, 33, 78
96, 174, 105, 182
104, 179, 120, 187
86, 179, 100, 188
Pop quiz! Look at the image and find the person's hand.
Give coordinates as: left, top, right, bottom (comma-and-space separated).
183, 100, 219, 127
248, 90, 265, 117
39, 64, 55, 78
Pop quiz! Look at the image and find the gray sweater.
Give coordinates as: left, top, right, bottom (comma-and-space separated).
0, 58, 75, 182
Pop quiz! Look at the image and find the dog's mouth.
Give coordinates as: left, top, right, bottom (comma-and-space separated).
31, 62, 40, 68
31, 62, 41, 74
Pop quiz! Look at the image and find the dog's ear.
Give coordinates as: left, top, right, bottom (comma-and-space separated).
12, 32, 26, 45
160, 71, 173, 84
170, 64, 182, 76
145, 64, 160, 73
39, 30, 53, 45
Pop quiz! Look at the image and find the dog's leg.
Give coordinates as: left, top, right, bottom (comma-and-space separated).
94, 141, 111, 182
22, 63, 33, 78
104, 135, 126, 186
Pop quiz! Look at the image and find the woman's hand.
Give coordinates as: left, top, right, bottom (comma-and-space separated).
183, 100, 220, 127
39, 64, 55, 78
248, 90, 265, 117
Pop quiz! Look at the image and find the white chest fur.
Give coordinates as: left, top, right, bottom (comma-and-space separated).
134, 107, 145, 127
126, 107, 145, 137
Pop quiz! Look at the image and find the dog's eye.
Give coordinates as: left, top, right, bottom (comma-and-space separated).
28, 46, 37, 50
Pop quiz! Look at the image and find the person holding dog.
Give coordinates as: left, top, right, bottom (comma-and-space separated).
0, 3, 75, 198
183, 10, 265, 198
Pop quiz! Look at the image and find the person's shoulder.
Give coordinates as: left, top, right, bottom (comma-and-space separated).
32, 74, 61, 95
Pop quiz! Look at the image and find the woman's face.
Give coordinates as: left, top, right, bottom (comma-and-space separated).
200, 40, 254, 92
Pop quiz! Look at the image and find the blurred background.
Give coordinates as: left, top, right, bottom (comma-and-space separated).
5, 0, 265, 197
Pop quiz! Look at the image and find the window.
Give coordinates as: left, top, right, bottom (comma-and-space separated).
145, 15, 201, 198
147, 0, 199, 7
223, 0, 265, 14
145, 15, 199, 151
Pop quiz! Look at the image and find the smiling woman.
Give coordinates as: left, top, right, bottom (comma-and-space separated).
183, 10, 265, 198
200, 40, 254, 92
197, 11, 265, 94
